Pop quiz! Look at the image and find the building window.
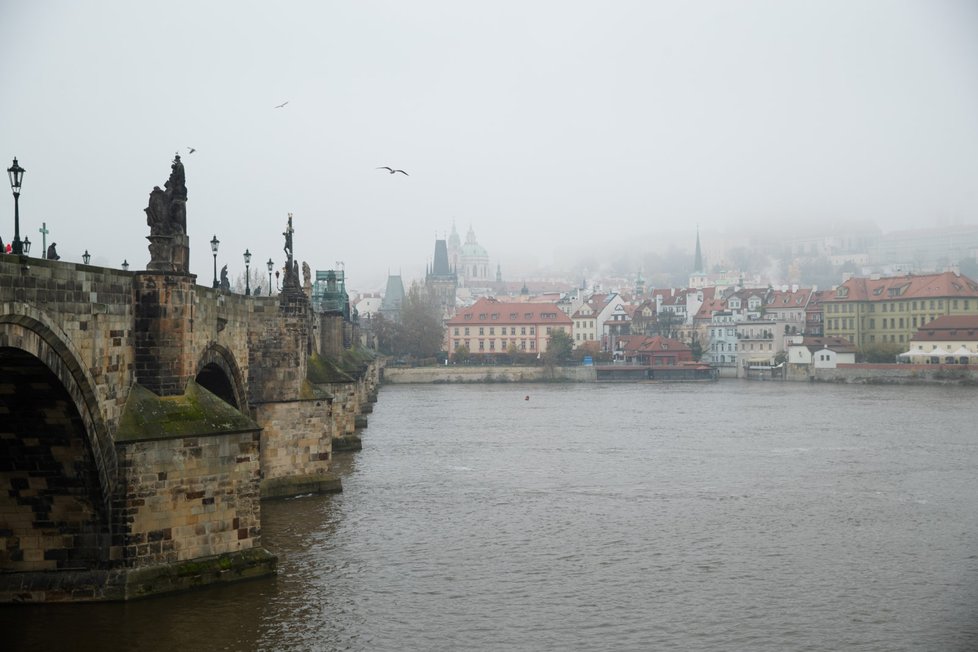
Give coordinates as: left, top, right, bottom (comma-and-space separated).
479, 327, 484, 335
521, 327, 526, 335
529, 340, 535, 350
489, 340, 496, 350
479, 340, 485, 351
489, 327, 495, 335
454, 327, 459, 335
510, 327, 516, 335
464, 327, 470, 336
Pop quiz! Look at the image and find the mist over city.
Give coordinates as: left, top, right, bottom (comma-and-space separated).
4, 3, 978, 649
2, 1, 976, 293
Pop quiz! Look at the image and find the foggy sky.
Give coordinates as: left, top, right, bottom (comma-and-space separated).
1, 1, 976, 291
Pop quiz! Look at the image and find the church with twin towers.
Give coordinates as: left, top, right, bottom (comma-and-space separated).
426, 221, 497, 315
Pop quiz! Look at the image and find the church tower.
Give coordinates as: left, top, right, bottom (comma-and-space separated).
426, 238, 457, 315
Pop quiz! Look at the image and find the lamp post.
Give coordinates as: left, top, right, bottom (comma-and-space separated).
243, 249, 252, 296
23, 237, 31, 255
266, 258, 273, 295
7, 158, 25, 255
210, 235, 220, 288
122, 259, 129, 272
82, 250, 91, 265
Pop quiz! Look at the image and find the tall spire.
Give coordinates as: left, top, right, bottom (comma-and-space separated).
693, 226, 704, 273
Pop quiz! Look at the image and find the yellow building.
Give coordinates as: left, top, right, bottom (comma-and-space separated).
823, 272, 978, 348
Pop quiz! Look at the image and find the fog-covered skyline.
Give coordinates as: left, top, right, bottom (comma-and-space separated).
1, 1, 977, 291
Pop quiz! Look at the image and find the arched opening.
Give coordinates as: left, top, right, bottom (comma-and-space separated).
0, 347, 109, 572
194, 344, 247, 411
195, 363, 239, 408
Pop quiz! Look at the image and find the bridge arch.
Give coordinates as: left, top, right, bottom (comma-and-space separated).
0, 306, 116, 571
194, 343, 248, 411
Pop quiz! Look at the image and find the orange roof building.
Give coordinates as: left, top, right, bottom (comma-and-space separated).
823, 271, 978, 348
445, 296, 572, 358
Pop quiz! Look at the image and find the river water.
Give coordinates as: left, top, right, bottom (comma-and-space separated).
5, 382, 978, 651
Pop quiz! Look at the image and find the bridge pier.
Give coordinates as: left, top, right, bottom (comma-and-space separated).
0, 253, 381, 602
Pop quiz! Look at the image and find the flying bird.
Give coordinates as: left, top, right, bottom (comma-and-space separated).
274, 101, 289, 109
187, 147, 196, 154
376, 166, 409, 175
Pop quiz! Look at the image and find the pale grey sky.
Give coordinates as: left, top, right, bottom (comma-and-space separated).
1, 1, 976, 290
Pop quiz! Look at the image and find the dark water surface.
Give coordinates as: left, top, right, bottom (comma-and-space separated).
5, 382, 978, 651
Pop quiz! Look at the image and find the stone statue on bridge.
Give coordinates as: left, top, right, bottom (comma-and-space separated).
144, 154, 190, 273
220, 265, 230, 291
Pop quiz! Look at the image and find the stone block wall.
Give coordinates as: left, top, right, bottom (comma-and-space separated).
0, 257, 134, 433
382, 365, 596, 383
812, 363, 978, 385
111, 431, 262, 568
254, 399, 336, 497
190, 289, 259, 401
133, 272, 197, 397
247, 310, 311, 404
318, 313, 345, 357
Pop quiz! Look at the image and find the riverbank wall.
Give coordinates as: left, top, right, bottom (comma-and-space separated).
383, 365, 596, 384
809, 363, 978, 385
385, 362, 978, 387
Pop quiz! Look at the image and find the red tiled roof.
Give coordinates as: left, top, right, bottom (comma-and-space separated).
445, 297, 572, 326
617, 335, 691, 354
790, 336, 857, 353
910, 315, 978, 342
828, 272, 978, 302
764, 288, 813, 308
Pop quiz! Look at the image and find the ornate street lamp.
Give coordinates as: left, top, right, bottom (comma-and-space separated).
243, 249, 252, 296
266, 258, 274, 296
122, 259, 129, 271
210, 235, 220, 288
22, 237, 31, 255
7, 157, 25, 255
82, 250, 91, 264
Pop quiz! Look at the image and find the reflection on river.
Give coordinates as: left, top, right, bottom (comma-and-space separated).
4, 382, 978, 651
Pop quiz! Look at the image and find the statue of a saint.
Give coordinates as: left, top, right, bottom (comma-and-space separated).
165, 154, 187, 201
145, 186, 167, 235
283, 213, 294, 261
219, 265, 230, 291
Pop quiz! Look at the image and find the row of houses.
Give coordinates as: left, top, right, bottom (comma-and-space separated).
440, 271, 978, 376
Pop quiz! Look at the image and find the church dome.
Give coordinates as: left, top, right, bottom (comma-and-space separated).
461, 242, 488, 258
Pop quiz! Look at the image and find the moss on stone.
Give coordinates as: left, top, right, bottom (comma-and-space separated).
307, 352, 355, 383
116, 380, 259, 442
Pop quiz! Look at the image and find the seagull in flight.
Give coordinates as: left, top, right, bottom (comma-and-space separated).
187, 147, 196, 154
274, 101, 289, 109
377, 166, 409, 175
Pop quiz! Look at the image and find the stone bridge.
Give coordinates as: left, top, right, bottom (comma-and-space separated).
0, 246, 380, 602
